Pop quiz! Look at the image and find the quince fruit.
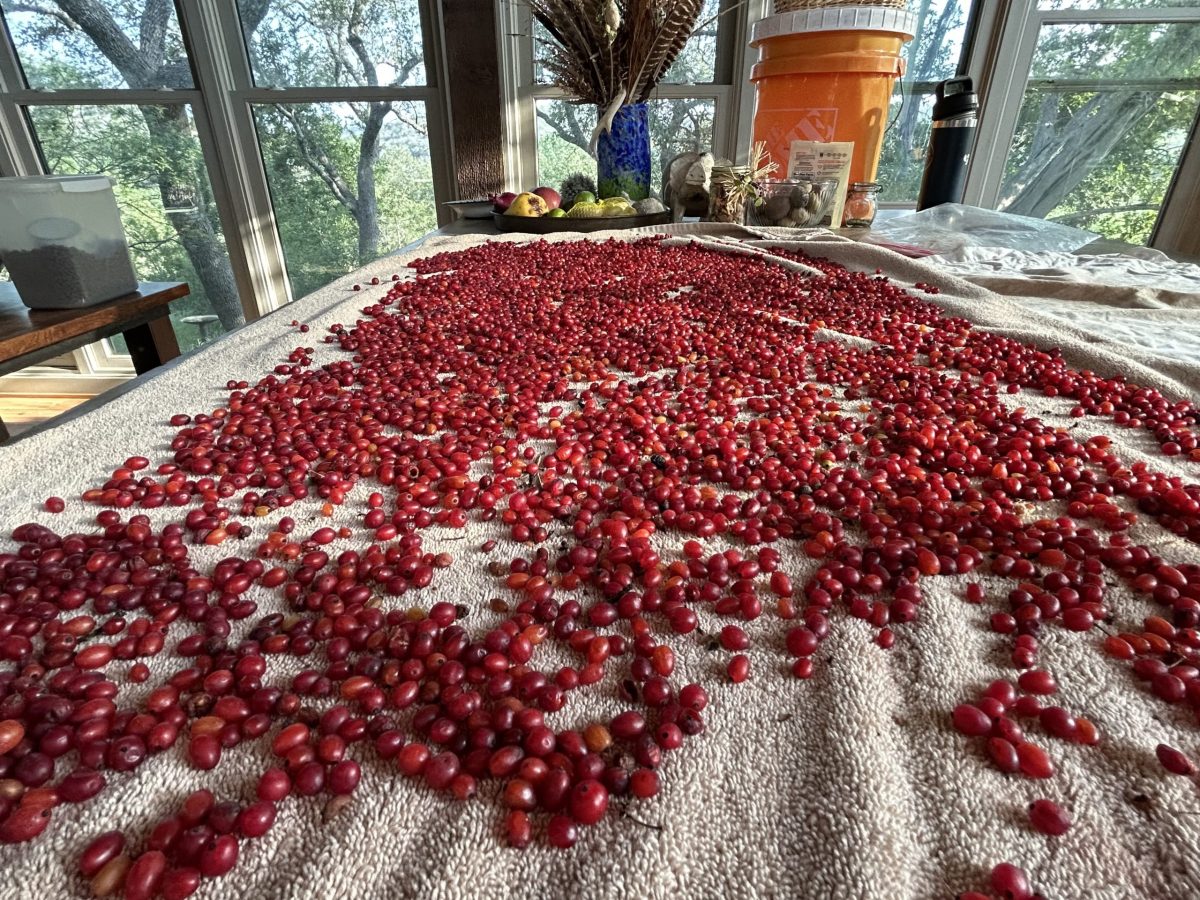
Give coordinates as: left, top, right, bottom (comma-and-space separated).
507, 192, 549, 217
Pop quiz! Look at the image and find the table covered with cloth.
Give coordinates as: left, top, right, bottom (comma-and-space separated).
1, 225, 1199, 900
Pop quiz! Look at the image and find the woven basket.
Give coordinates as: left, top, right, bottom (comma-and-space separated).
773, 0, 907, 12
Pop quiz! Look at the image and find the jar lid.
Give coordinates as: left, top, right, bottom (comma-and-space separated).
751, 7, 916, 43
849, 182, 881, 191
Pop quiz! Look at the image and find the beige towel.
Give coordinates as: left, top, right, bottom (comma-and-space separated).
1, 226, 1198, 899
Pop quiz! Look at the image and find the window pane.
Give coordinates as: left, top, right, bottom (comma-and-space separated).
900, 0, 974, 84
238, 0, 426, 88
649, 98, 715, 187
252, 101, 436, 300
999, 21, 1200, 244
664, 0, 720, 84
535, 99, 597, 193
535, 98, 714, 199
878, 90, 937, 204
1, 2, 192, 89
534, 0, 720, 86
876, 0, 975, 204
26, 104, 241, 353
1029, 21, 1200, 80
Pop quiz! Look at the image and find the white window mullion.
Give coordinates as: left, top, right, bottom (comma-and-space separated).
180, 0, 293, 315
0, 14, 41, 175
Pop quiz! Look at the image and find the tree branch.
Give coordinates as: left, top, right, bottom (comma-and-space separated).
52, 0, 155, 85
537, 104, 593, 156
274, 105, 359, 214
139, 0, 170, 65
346, 0, 379, 88
4, 2, 77, 29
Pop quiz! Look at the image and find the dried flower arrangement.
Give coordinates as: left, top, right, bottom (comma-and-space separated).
529, 0, 705, 148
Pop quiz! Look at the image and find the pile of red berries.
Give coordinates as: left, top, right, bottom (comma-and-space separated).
1, 237, 1198, 897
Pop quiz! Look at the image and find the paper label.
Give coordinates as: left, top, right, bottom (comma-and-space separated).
787, 141, 854, 227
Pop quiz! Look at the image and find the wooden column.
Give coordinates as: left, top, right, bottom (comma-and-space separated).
441, 0, 506, 199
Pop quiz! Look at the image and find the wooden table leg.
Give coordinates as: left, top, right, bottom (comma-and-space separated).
123, 313, 182, 376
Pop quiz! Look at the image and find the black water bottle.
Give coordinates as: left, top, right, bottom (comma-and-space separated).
917, 76, 978, 210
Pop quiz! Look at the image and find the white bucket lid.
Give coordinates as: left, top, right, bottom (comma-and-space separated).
752, 7, 917, 43
0, 174, 114, 193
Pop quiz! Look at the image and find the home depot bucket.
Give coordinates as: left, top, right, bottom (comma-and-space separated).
750, 7, 915, 188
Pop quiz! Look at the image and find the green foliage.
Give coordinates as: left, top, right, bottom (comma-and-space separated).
4, 0, 440, 342
874, 4, 1200, 246
26, 104, 226, 352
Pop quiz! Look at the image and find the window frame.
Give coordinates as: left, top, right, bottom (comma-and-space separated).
497, 0, 764, 193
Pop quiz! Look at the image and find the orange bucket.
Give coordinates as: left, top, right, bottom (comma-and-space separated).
750, 8, 914, 186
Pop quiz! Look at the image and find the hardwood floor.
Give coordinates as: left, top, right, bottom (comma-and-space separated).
0, 394, 91, 439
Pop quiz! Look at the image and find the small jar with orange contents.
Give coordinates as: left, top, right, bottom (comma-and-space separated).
843, 182, 880, 228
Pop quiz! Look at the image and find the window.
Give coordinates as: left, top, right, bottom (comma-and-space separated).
234, 0, 449, 299
877, 0, 978, 205
1, 1, 241, 354
240, 0, 428, 88
999, 20, 1200, 244
0, 0, 454, 372
3, 1, 193, 90
504, 0, 750, 196
970, 4, 1200, 246
251, 101, 437, 299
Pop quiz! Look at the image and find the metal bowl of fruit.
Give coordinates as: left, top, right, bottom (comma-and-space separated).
745, 178, 839, 228
493, 190, 669, 234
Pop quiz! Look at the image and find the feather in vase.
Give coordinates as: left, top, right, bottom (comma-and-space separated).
529, 0, 707, 149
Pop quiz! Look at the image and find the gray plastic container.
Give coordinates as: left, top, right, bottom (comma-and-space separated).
0, 175, 138, 309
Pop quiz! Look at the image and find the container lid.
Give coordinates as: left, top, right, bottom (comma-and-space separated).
751, 7, 916, 43
0, 174, 114, 193
932, 76, 978, 120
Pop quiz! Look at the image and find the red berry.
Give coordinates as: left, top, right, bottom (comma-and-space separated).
1156, 743, 1196, 776
990, 862, 1032, 900
1028, 799, 1071, 835
568, 779, 609, 826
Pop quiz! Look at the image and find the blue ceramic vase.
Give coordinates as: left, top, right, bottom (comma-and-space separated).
597, 103, 651, 200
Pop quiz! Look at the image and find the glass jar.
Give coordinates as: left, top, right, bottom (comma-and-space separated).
707, 165, 750, 223
842, 182, 880, 227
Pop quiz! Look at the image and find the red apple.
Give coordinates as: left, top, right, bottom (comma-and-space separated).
490, 191, 517, 213
532, 186, 561, 210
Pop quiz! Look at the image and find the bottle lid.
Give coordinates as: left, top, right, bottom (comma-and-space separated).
932, 77, 978, 120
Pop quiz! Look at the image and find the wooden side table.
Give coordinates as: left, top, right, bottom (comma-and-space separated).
0, 281, 190, 442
